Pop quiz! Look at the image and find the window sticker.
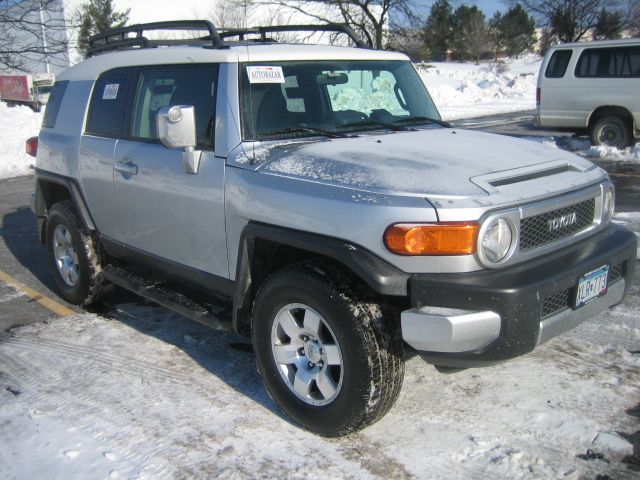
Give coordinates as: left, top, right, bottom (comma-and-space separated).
103, 83, 120, 100
246, 66, 285, 84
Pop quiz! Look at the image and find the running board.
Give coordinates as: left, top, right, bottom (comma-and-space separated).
102, 264, 232, 332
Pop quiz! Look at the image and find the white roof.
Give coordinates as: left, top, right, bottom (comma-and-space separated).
548, 38, 640, 50
58, 44, 408, 81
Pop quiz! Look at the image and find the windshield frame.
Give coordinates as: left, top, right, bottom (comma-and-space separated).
239, 59, 441, 141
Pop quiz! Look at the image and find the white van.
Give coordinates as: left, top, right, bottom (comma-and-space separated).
537, 38, 640, 148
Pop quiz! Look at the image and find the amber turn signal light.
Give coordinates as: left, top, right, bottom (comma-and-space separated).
384, 222, 479, 256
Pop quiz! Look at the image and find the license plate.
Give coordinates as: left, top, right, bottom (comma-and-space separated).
574, 265, 609, 309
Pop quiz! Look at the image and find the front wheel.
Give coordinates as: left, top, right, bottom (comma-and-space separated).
591, 116, 633, 148
252, 264, 404, 436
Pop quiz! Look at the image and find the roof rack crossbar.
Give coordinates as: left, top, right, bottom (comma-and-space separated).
87, 20, 224, 57
219, 24, 368, 48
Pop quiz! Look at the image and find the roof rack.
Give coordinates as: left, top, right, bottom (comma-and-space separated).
219, 24, 368, 48
87, 20, 224, 57
86, 20, 368, 57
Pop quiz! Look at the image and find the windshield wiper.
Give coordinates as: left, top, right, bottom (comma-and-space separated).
257, 126, 351, 139
338, 119, 406, 131
392, 116, 451, 128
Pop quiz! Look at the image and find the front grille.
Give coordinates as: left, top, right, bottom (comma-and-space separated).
540, 261, 624, 319
609, 262, 624, 283
541, 289, 570, 318
520, 198, 595, 251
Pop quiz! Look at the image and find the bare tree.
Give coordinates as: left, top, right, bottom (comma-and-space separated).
0, 0, 70, 72
249, 0, 416, 49
463, 9, 488, 64
210, 0, 254, 29
515, 0, 640, 42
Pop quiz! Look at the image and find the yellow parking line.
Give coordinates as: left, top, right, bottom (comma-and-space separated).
0, 269, 75, 317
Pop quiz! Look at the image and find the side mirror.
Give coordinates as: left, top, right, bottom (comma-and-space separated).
157, 105, 196, 149
157, 105, 202, 174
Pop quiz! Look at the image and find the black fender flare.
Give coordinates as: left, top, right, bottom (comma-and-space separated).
34, 169, 96, 243
232, 222, 409, 333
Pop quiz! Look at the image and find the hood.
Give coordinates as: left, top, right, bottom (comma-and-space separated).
235, 128, 602, 200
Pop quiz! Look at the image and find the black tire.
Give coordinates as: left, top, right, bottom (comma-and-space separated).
46, 200, 108, 306
590, 116, 633, 148
252, 264, 404, 436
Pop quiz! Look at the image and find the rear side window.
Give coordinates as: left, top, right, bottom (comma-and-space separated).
129, 66, 218, 148
545, 50, 572, 78
86, 72, 130, 138
42, 81, 68, 128
575, 47, 640, 78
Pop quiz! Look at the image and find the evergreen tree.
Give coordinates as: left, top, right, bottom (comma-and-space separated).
593, 8, 624, 39
77, 0, 130, 54
451, 5, 474, 60
423, 0, 454, 61
491, 5, 536, 58
488, 11, 506, 60
451, 5, 487, 63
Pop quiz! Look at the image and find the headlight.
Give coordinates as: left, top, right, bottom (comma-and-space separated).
602, 186, 615, 224
480, 218, 513, 264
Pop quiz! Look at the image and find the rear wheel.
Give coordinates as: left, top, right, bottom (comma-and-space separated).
46, 200, 108, 305
252, 264, 404, 436
591, 116, 633, 148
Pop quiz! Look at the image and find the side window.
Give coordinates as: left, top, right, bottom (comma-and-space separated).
42, 80, 68, 128
130, 67, 218, 148
576, 47, 640, 78
545, 50, 572, 78
86, 72, 130, 137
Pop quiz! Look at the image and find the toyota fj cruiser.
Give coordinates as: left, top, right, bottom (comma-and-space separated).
29, 21, 637, 436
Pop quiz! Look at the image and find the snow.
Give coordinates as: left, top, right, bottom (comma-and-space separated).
419, 55, 541, 121
0, 103, 42, 179
0, 295, 638, 479
523, 135, 640, 163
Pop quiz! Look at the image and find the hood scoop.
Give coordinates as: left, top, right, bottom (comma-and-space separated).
471, 160, 591, 194
487, 163, 580, 187
426, 158, 606, 215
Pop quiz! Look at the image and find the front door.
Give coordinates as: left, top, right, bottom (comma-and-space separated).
113, 65, 228, 279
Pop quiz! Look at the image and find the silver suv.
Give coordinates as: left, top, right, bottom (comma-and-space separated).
29, 21, 637, 436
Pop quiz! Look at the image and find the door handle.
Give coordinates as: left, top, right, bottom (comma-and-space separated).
115, 158, 138, 176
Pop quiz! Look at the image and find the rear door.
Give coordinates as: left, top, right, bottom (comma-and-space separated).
113, 64, 229, 279
79, 68, 132, 242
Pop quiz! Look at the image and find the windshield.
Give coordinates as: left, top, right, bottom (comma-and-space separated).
240, 60, 441, 140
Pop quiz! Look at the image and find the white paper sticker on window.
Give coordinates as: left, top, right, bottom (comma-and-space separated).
246, 66, 285, 84
103, 83, 120, 100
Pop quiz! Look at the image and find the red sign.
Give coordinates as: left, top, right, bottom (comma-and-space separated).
0, 76, 30, 101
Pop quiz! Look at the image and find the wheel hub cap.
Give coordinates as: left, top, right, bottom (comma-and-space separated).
303, 339, 322, 364
270, 303, 344, 406
52, 224, 79, 287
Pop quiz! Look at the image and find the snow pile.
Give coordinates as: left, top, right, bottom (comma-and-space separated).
524, 135, 640, 163
0, 103, 42, 179
419, 55, 540, 121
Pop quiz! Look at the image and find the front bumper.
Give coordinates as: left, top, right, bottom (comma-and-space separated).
403, 223, 637, 367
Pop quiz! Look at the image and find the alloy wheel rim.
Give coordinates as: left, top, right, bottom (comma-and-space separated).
52, 224, 80, 287
270, 303, 344, 406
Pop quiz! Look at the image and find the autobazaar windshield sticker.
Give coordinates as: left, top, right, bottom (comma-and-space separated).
103, 83, 120, 100
246, 66, 285, 84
